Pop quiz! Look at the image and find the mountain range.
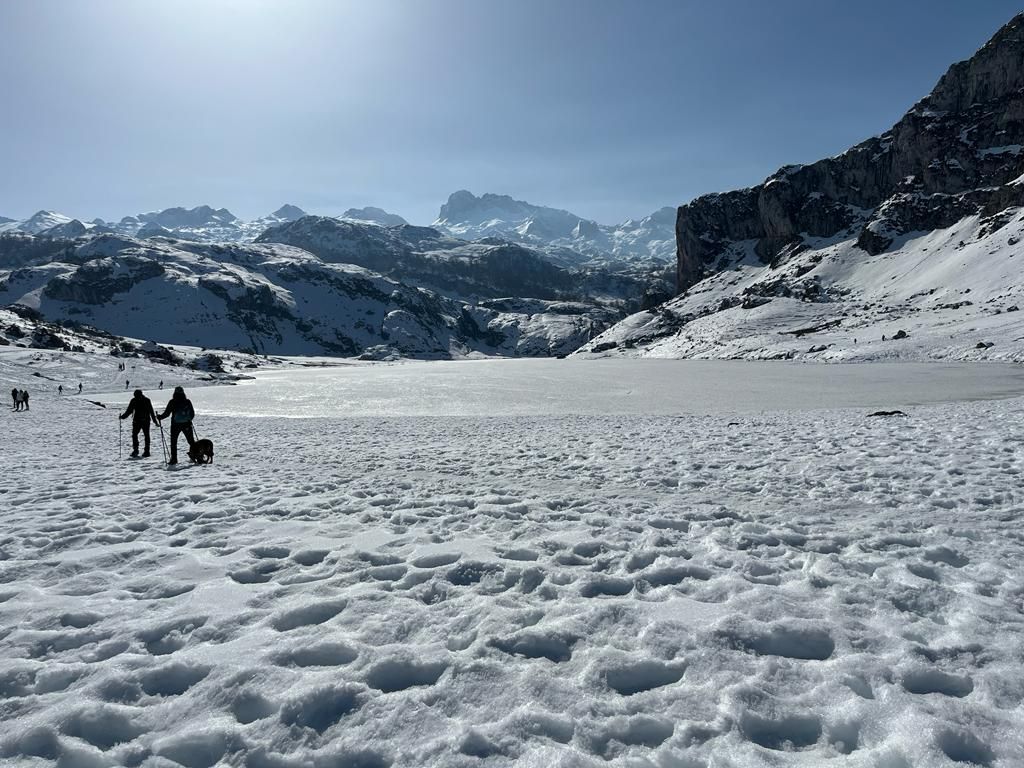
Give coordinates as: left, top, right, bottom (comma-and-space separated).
0, 195, 675, 270
577, 12, 1024, 363
0, 232, 624, 360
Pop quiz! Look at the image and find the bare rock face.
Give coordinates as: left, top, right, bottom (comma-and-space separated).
676, 13, 1024, 293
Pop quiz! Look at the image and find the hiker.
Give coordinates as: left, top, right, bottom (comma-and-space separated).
120, 389, 159, 458
21, 390, 29, 411
10, 388, 16, 409
125, 380, 130, 390
158, 386, 195, 465
158, 381, 163, 390
58, 384, 63, 395
78, 382, 82, 394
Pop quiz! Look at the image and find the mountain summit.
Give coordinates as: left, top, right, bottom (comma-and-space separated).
269, 204, 307, 221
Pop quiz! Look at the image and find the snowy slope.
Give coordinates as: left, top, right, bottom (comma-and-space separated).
0, 359, 1022, 766
577, 211, 1024, 362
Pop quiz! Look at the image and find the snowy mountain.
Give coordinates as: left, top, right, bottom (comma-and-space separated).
0, 232, 620, 358
433, 191, 676, 266
135, 205, 237, 230
342, 206, 408, 227
257, 216, 666, 305
259, 216, 582, 301
577, 13, 1024, 363
12, 210, 76, 235
116, 205, 254, 241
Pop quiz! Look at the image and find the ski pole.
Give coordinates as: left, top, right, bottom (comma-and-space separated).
158, 420, 169, 464
119, 417, 122, 460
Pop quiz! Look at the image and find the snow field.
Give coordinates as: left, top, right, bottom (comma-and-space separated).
1, 381, 1023, 766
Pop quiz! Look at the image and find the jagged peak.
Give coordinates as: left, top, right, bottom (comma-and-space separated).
923, 12, 1024, 113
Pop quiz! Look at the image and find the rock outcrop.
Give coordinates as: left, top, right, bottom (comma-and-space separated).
676, 13, 1024, 292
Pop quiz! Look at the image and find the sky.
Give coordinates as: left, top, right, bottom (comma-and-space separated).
1, 0, 1022, 226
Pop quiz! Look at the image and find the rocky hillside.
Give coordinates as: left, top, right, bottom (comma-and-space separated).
0, 233, 620, 359
577, 13, 1024, 363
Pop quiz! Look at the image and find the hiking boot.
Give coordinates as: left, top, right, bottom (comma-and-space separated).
130, 450, 139, 457
142, 451, 151, 458
167, 459, 177, 465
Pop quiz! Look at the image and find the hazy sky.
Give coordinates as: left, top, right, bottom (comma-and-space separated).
1, 0, 1021, 225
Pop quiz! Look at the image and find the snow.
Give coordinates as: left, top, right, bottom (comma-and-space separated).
581, 209, 1024, 363
978, 145, 1023, 156
433, 191, 676, 266
1, 356, 1023, 766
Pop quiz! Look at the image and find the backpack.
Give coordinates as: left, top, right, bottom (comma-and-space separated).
172, 400, 194, 424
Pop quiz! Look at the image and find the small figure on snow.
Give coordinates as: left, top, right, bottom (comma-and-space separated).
158, 381, 163, 390
10, 388, 17, 409
58, 384, 63, 396
120, 389, 159, 458
78, 382, 82, 394
158, 386, 196, 465
21, 390, 29, 411
125, 380, 130, 390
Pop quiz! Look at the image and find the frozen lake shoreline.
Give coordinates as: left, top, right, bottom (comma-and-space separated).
192, 359, 1024, 418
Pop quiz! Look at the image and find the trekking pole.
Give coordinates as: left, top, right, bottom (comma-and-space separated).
119, 418, 122, 460
158, 420, 169, 464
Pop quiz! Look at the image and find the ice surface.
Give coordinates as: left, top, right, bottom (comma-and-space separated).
1, 357, 1023, 766
188, 359, 1024, 418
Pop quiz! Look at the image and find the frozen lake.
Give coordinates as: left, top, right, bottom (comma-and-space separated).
195, 359, 1024, 417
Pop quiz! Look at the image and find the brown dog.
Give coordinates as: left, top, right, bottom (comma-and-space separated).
188, 439, 215, 464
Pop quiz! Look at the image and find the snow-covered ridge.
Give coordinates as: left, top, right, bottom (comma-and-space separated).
0, 205, 313, 243
255, 216, 665, 305
433, 190, 676, 267
0, 233, 623, 359
1, 194, 678, 271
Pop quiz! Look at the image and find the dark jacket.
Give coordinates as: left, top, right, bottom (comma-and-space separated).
159, 396, 195, 424
122, 395, 157, 426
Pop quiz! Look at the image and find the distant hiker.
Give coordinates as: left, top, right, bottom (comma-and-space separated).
22, 390, 29, 411
58, 384, 63, 395
125, 380, 130, 390
78, 382, 82, 394
10, 388, 16, 409
158, 381, 163, 390
158, 386, 196, 465
120, 389, 158, 458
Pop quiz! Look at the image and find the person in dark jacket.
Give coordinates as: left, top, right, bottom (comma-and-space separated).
120, 389, 158, 457
158, 386, 195, 465
10, 388, 16, 410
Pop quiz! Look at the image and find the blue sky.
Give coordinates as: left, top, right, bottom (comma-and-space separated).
1, 0, 1021, 224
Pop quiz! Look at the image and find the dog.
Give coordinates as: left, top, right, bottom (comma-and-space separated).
188, 438, 215, 465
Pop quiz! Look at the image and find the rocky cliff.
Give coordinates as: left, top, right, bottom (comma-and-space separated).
676, 13, 1024, 292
